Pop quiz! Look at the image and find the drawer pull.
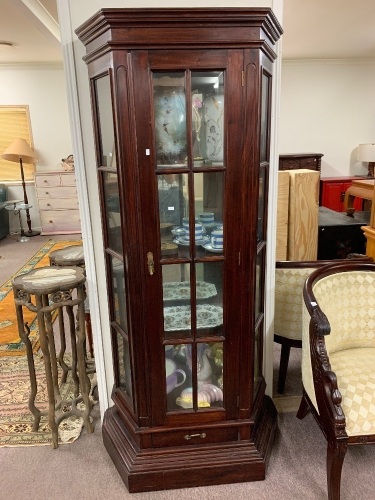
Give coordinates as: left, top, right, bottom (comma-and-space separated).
49, 220, 53, 224
47, 203, 51, 207
184, 433, 206, 441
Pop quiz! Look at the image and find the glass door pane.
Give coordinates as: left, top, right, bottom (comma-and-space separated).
191, 71, 224, 167
153, 73, 187, 167
95, 75, 116, 167
153, 68, 227, 414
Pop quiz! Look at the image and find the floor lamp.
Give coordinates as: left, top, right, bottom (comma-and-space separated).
1, 138, 40, 237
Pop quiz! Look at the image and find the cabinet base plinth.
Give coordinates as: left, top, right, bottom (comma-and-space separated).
102, 396, 277, 493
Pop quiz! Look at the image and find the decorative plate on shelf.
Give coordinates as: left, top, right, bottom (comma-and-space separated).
161, 242, 178, 256
163, 304, 223, 331
163, 281, 217, 301
173, 235, 210, 246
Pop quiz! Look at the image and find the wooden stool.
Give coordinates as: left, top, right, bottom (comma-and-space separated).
12, 266, 94, 448
49, 244, 94, 359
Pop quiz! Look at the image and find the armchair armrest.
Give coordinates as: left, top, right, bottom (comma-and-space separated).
303, 268, 347, 439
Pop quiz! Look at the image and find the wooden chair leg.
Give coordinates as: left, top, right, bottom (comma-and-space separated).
296, 393, 310, 420
277, 342, 291, 393
327, 439, 348, 500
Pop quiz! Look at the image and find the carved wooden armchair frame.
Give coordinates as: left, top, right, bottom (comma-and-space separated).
297, 261, 375, 500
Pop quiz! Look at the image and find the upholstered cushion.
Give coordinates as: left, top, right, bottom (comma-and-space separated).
274, 267, 315, 341
330, 348, 375, 436
312, 271, 375, 354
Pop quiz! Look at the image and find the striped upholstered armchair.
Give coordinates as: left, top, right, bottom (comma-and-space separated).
297, 261, 375, 500
274, 255, 372, 394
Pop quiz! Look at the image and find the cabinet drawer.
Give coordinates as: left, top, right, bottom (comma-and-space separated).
40, 210, 81, 232
151, 425, 238, 448
38, 198, 79, 210
60, 173, 76, 186
35, 174, 61, 187
36, 186, 77, 199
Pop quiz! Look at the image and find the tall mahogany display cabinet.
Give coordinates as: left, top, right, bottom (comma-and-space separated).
76, 8, 282, 493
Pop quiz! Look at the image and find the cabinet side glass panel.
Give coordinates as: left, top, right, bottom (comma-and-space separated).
257, 167, 266, 243
102, 171, 123, 255
116, 331, 133, 401
110, 255, 128, 332
95, 75, 116, 167
153, 72, 187, 167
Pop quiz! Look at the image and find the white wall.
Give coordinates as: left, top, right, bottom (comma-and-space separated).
279, 59, 375, 177
0, 64, 72, 232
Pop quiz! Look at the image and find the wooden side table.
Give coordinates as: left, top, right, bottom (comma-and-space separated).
12, 265, 94, 448
344, 179, 374, 216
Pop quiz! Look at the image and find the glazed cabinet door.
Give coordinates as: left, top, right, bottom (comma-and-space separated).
131, 50, 246, 429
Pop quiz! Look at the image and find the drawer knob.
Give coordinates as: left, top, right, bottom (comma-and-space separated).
49, 220, 53, 224
44, 180, 48, 183
47, 203, 51, 207
184, 432, 206, 441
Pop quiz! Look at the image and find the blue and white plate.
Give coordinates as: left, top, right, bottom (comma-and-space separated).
173, 235, 210, 246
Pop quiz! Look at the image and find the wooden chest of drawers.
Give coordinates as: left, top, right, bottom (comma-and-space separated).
35, 171, 81, 235
279, 153, 324, 172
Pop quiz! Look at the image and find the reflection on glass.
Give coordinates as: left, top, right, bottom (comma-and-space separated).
153, 72, 187, 166
194, 172, 224, 254
191, 71, 224, 166
162, 264, 192, 340
257, 168, 266, 243
116, 332, 133, 403
260, 73, 270, 163
255, 252, 263, 320
253, 327, 261, 391
102, 171, 122, 254
162, 264, 191, 306
195, 262, 223, 339
110, 256, 128, 332
158, 173, 188, 254
95, 75, 116, 167
165, 344, 188, 412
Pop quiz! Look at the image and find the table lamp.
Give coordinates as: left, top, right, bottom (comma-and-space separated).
1, 138, 40, 236
357, 143, 375, 178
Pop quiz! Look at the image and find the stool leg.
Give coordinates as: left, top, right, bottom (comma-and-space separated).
57, 308, 69, 383
36, 295, 59, 449
76, 286, 93, 434
13, 295, 41, 431
67, 306, 80, 398
43, 295, 61, 407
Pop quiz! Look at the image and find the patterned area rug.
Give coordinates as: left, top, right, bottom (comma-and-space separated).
0, 240, 81, 356
0, 354, 93, 447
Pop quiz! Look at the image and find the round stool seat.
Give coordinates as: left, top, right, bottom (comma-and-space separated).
49, 244, 85, 267
13, 266, 85, 295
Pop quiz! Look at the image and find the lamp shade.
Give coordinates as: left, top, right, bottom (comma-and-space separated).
357, 143, 375, 162
1, 138, 38, 164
